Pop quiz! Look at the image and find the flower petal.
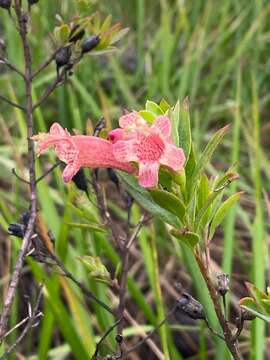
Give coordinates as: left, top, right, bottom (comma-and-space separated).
113, 140, 138, 162
119, 111, 140, 128
160, 144, 185, 171
151, 116, 171, 140
50, 122, 70, 136
62, 163, 80, 183
108, 128, 125, 143
138, 162, 159, 188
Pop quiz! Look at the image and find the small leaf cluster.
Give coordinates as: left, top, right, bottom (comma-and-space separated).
239, 283, 270, 322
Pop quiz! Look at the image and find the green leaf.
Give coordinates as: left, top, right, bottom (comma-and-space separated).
150, 189, 186, 222
239, 298, 270, 322
118, 172, 181, 228
188, 125, 230, 200
78, 256, 111, 284
139, 110, 156, 123
54, 24, 70, 44
170, 101, 180, 146
145, 100, 164, 115
178, 98, 191, 160
209, 191, 243, 238
65, 222, 106, 233
76, 0, 90, 13
159, 99, 171, 113
170, 229, 200, 250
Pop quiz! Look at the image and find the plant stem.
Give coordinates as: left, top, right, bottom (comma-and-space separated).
0, 1, 37, 341
195, 251, 241, 360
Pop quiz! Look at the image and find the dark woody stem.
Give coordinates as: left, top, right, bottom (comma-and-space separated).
194, 251, 241, 360
0, 1, 37, 341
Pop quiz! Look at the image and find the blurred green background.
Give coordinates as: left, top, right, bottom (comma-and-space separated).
0, 0, 270, 359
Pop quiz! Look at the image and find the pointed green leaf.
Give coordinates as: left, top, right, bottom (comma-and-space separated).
145, 100, 164, 115
170, 229, 200, 250
65, 222, 106, 233
178, 98, 191, 160
188, 125, 230, 199
150, 189, 186, 222
159, 99, 171, 113
170, 101, 180, 146
118, 172, 181, 228
139, 110, 156, 123
240, 298, 270, 322
209, 191, 243, 238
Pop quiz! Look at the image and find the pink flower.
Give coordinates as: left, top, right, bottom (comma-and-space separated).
32, 123, 134, 183
109, 113, 185, 188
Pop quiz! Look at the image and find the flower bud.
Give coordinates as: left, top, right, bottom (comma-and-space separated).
72, 168, 88, 193
81, 35, 100, 54
8, 223, 25, 238
55, 46, 71, 68
28, 0, 39, 4
217, 273, 230, 296
69, 24, 85, 42
0, 0, 11, 9
176, 293, 205, 320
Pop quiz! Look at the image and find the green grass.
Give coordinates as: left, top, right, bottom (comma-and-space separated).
0, 0, 270, 358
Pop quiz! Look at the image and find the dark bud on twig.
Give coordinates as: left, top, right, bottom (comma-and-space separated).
72, 169, 89, 194
21, 211, 30, 226
240, 308, 256, 321
69, 24, 85, 42
217, 273, 230, 296
176, 293, 205, 320
81, 35, 100, 54
55, 46, 71, 70
8, 223, 25, 238
28, 0, 39, 4
107, 168, 119, 189
115, 334, 123, 344
0, 0, 11, 9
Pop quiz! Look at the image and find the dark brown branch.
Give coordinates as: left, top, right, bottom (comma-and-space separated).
195, 251, 241, 360
0, 94, 26, 111
35, 160, 62, 183
0, 1, 37, 341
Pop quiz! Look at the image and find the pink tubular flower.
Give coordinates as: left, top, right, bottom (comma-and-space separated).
32, 123, 134, 183
110, 113, 185, 188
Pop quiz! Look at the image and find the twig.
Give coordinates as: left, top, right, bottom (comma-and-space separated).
35, 160, 62, 183
123, 306, 176, 358
31, 47, 60, 79
48, 251, 115, 315
0, 285, 43, 360
91, 318, 122, 360
12, 168, 30, 184
0, 94, 26, 111
0, 57, 25, 78
32, 68, 67, 111
195, 251, 242, 360
126, 214, 145, 250
0, 1, 38, 341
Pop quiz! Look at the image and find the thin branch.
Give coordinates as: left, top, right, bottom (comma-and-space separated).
48, 251, 115, 315
0, 285, 43, 360
31, 47, 60, 79
32, 68, 66, 111
12, 168, 30, 184
35, 160, 62, 183
0, 0, 37, 341
126, 214, 145, 250
0, 57, 25, 78
0, 94, 26, 111
91, 318, 122, 360
123, 306, 176, 358
195, 251, 242, 360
